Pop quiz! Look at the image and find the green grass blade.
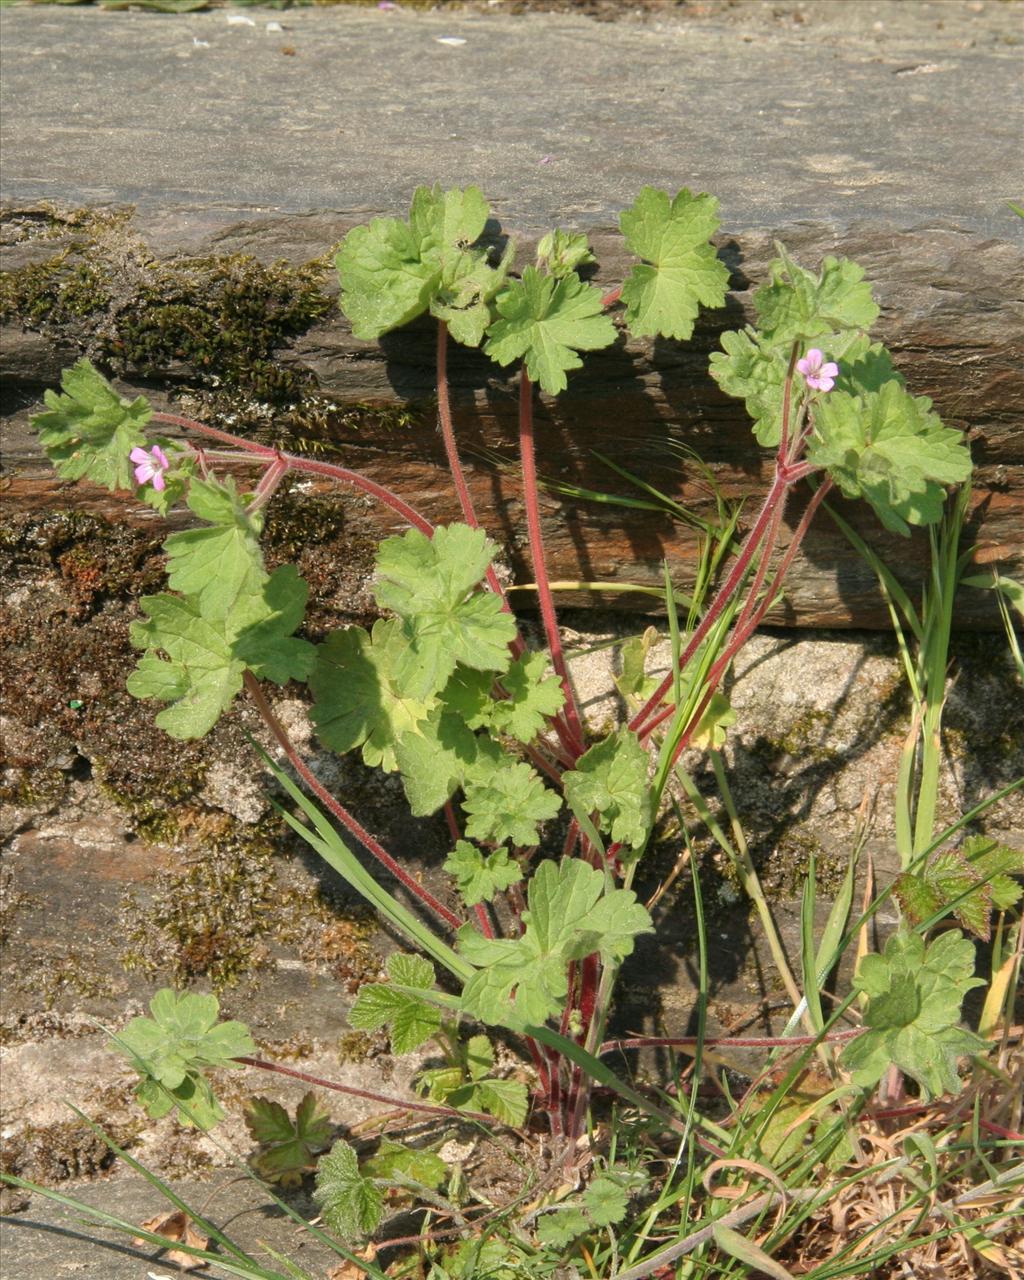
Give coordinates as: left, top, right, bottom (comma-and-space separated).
259, 748, 472, 982
801, 857, 825, 1034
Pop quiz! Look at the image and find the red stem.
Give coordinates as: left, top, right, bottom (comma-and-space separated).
436, 321, 478, 529
243, 673, 464, 931
628, 468, 788, 740
235, 1056, 496, 1125
434, 324, 527, 658
518, 369, 587, 758
662, 478, 833, 769
152, 411, 435, 535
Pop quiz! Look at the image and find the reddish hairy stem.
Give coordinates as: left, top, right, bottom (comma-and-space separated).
243, 673, 464, 931
629, 468, 788, 739
235, 1056, 495, 1125
778, 342, 800, 460
436, 321, 478, 529
435, 324, 527, 657
151, 411, 435, 535
518, 369, 587, 758
661, 478, 833, 768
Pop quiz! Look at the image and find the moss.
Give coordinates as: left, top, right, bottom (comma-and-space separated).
0, 1118, 137, 1185
337, 1028, 390, 1065
103, 251, 333, 402
117, 816, 281, 989
117, 808, 382, 993
0, 869, 34, 948
2, 203, 335, 406
0, 250, 111, 326
26, 952, 117, 1012
769, 707, 842, 764
0, 202, 131, 246
297, 907, 380, 994
757, 830, 844, 898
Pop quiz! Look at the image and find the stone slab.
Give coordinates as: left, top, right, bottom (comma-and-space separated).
1, 2, 1021, 231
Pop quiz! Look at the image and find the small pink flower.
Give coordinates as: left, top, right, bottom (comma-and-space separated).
130, 444, 170, 491
796, 348, 839, 393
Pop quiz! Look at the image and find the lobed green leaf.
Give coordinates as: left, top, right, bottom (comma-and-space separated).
32, 358, 152, 492
562, 730, 652, 851
618, 186, 729, 340
808, 381, 972, 534
458, 859, 652, 1030
839, 929, 985, 1097
313, 1140, 384, 1241
444, 840, 523, 906
484, 265, 617, 395
336, 184, 509, 345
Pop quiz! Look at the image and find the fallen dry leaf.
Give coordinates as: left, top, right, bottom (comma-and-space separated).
133, 1208, 210, 1271
327, 1242, 378, 1279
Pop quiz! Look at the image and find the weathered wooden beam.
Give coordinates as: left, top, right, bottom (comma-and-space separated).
2, 4, 1022, 627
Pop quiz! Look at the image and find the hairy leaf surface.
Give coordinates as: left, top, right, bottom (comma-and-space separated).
619, 187, 729, 340
484, 266, 616, 395
458, 860, 653, 1029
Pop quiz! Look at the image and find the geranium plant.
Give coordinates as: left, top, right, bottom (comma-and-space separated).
18, 185, 1009, 1272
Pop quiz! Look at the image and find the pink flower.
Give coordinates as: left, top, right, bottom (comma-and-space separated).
130, 444, 170, 491
796, 348, 839, 393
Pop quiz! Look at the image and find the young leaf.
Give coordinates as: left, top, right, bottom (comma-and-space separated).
230, 564, 316, 685
244, 1091, 332, 1186
444, 840, 523, 906
484, 265, 617, 395
461, 760, 561, 848
708, 327, 787, 446
441, 652, 564, 746
754, 248, 879, 344
488, 652, 565, 744
618, 187, 729, 340
808, 381, 972, 535
392, 708, 494, 816
562, 730, 652, 851
583, 1174, 629, 1227
127, 596, 247, 740
454, 1075, 529, 1128
313, 1139, 384, 1241
32, 357, 151, 491
336, 184, 508, 345
336, 215, 439, 340
112, 988, 255, 1130
709, 327, 897, 448
348, 953, 442, 1054
163, 475, 266, 621
536, 1207, 591, 1248
374, 525, 516, 693
839, 929, 986, 1098
536, 228, 596, 279
458, 859, 653, 1030
310, 619, 434, 771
